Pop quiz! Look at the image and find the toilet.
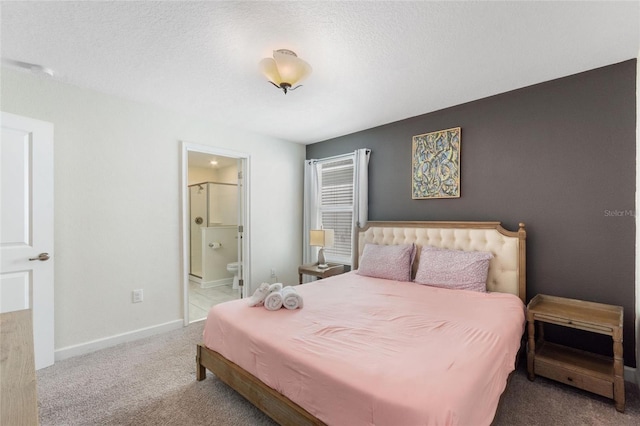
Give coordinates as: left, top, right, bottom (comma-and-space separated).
226, 262, 239, 289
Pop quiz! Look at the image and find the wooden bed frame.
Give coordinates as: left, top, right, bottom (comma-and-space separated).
196, 221, 527, 425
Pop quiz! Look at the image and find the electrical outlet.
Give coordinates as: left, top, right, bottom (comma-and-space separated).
270, 268, 277, 278
132, 289, 143, 303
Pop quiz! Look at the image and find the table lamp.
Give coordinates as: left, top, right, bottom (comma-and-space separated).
309, 229, 334, 269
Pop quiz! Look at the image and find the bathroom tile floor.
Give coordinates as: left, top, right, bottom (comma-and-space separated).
189, 281, 240, 323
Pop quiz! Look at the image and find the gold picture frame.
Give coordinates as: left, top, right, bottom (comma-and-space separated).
412, 127, 461, 199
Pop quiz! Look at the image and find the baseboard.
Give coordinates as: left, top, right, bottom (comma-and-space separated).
55, 319, 184, 362
200, 277, 233, 289
624, 365, 637, 384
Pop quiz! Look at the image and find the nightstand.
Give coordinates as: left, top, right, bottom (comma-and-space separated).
298, 263, 345, 284
526, 294, 624, 412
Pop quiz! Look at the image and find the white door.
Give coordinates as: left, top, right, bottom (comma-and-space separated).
0, 112, 54, 370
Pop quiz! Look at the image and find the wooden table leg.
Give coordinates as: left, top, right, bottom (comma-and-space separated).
613, 329, 625, 412
537, 321, 544, 342
527, 318, 536, 381
196, 345, 206, 381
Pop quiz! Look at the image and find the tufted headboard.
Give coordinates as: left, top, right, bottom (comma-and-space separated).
355, 221, 527, 303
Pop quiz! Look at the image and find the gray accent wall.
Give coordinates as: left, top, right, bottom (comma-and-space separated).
307, 60, 637, 367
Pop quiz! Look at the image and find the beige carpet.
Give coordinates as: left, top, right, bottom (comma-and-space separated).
37, 322, 639, 425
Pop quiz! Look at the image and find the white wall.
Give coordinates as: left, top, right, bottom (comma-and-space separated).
0, 68, 305, 354
188, 166, 218, 185
216, 164, 239, 184
208, 183, 237, 226
188, 165, 237, 185
202, 226, 237, 284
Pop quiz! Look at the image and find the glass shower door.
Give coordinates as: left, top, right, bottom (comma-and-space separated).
189, 185, 207, 277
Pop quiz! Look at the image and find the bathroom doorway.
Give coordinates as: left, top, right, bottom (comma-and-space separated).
180, 142, 250, 324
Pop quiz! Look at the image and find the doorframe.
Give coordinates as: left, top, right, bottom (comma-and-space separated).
180, 141, 251, 326
1, 111, 55, 369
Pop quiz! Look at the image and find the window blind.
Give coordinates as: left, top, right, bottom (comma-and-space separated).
319, 158, 354, 264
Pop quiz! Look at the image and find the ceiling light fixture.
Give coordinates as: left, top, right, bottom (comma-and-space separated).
259, 49, 312, 94
210, 160, 218, 166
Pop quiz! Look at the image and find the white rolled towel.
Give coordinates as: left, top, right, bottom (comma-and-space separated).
247, 282, 270, 307
248, 283, 282, 307
268, 283, 283, 293
281, 286, 303, 310
264, 290, 283, 311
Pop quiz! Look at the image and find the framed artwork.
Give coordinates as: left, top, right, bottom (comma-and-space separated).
412, 127, 461, 199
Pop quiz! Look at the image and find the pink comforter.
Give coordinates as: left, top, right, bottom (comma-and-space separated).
203, 272, 525, 426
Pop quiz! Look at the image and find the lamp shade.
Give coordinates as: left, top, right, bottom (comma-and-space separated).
259, 49, 312, 90
309, 229, 334, 248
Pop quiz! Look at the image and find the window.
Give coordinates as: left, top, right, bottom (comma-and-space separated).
318, 157, 354, 265
304, 148, 369, 269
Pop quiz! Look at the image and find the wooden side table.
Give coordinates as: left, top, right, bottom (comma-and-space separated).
298, 263, 345, 284
526, 294, 624, 412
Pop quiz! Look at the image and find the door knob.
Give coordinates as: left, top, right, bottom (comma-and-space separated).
29, 253, 50, 261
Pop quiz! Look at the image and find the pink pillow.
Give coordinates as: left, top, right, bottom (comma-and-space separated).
357, 243, 415, 282
414, 246, 493, 292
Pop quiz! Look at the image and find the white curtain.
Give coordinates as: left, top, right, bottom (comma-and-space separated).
352, 148, 371, 266
303, 160, 321, 272
303, 149, 370, 276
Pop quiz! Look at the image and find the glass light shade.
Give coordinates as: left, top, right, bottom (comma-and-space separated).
309, 229, 334, 248
260, 50, 312, 87
259, 57, 282, 86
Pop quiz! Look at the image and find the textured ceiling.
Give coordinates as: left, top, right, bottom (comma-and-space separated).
1, 1, 638, 144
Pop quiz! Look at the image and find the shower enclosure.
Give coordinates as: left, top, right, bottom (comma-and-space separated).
189, 182, 238, 287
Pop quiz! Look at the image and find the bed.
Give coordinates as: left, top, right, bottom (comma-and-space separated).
197, 221, 527, 425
